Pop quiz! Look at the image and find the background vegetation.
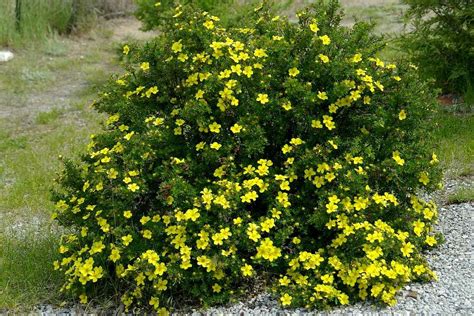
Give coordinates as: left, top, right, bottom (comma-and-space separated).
0, 0, 135, 46
401, 0, 473, 100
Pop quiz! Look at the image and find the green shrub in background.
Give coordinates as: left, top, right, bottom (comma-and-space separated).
52, 0, 442, 312
401, 0, 474, 100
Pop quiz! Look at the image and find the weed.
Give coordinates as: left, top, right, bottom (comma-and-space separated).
35, 109, 63, 125
447, 187, 474, 204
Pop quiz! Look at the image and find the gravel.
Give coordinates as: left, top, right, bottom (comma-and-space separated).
29, 179, 473, 315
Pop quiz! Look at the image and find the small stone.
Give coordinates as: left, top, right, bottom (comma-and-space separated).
0, 50, 14, 62
406, 291, 418, 299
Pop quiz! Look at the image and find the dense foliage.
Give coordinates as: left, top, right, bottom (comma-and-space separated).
52, 1, 442, 313
401, 0, 474, 98
134, 0, 291, 30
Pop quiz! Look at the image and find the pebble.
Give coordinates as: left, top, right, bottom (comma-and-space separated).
0, 51, 14, 62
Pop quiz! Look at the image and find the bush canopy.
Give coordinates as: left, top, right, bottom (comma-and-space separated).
53, 1, 442, 313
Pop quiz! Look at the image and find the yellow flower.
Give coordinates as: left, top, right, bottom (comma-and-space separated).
280, 293, 292, 306
140, 62, 150, 71
154, 262, 167, 275
79, 294, 88, 304
243, 66, 253, 77
203, 20, 215, 30
288, 67, 300, 77
195, 89, 204, 100
123, 131, 135, 140
123, 210, 132, 219
317, 91, 328, 100
430, 153, 439, 164
309, 21, 319, 33
365, 246, 383, 260
338, 293, 349, 305
413, 264, 426, 275
128, 183, 140, 192
256, 238, 281, 261
212, 283, 222, 293
351, 53, 362, 63
241, 264, 253, 276
122, 45, 130, 55
178, 53, 188, 62
90, 241, 105, 254
318, 54, 329, 63
254, 48, 268, 58
280, 180, 290, 191
413, 220, 425, 236
319, 35, 331, 45
233, 217, 243, 225
323, 115, 335, 130
210, 142, 222, 150
279, 276, 291, 286
311, 119, 323, 128
261, 218, 275, 232
196, 142, 205, 151
209, 122, 221, 133
282, 144, 293, 154
184, 208, 200, 221
171, 41, 183, 53
230, 123, 243, 134
419, 172, 430, 185
326, 202, 338, 214
399, 109, 407, 120
366, 231, 384, 243
149, 297, 160, 309
392, 151, 405, 166
425, 235, 437, 246
401, 242, 414, 257
145, 86, 159, 98
142, 229, 152, 239
109, 248, 121, 262
256, 93, 269, 104
122, 234, 133, 246
282, 101, 292, 111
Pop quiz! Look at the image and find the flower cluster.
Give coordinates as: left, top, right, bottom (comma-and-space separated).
53, 1, 441, 313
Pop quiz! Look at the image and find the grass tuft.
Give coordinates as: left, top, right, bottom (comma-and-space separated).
432, 104, 474, 178
36, 109, 64, 125
447, 186, 474, 204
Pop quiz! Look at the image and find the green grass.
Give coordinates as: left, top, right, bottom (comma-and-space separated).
432, 103, 474, 178
447, 187, 474, 204
36, 109, 64, 125
0, 228, 62, 310
0, 117, 100, 213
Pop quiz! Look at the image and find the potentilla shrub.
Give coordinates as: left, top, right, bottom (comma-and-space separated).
52, 1, 442, 313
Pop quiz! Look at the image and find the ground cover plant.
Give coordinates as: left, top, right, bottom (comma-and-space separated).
48, 0, 442, 313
